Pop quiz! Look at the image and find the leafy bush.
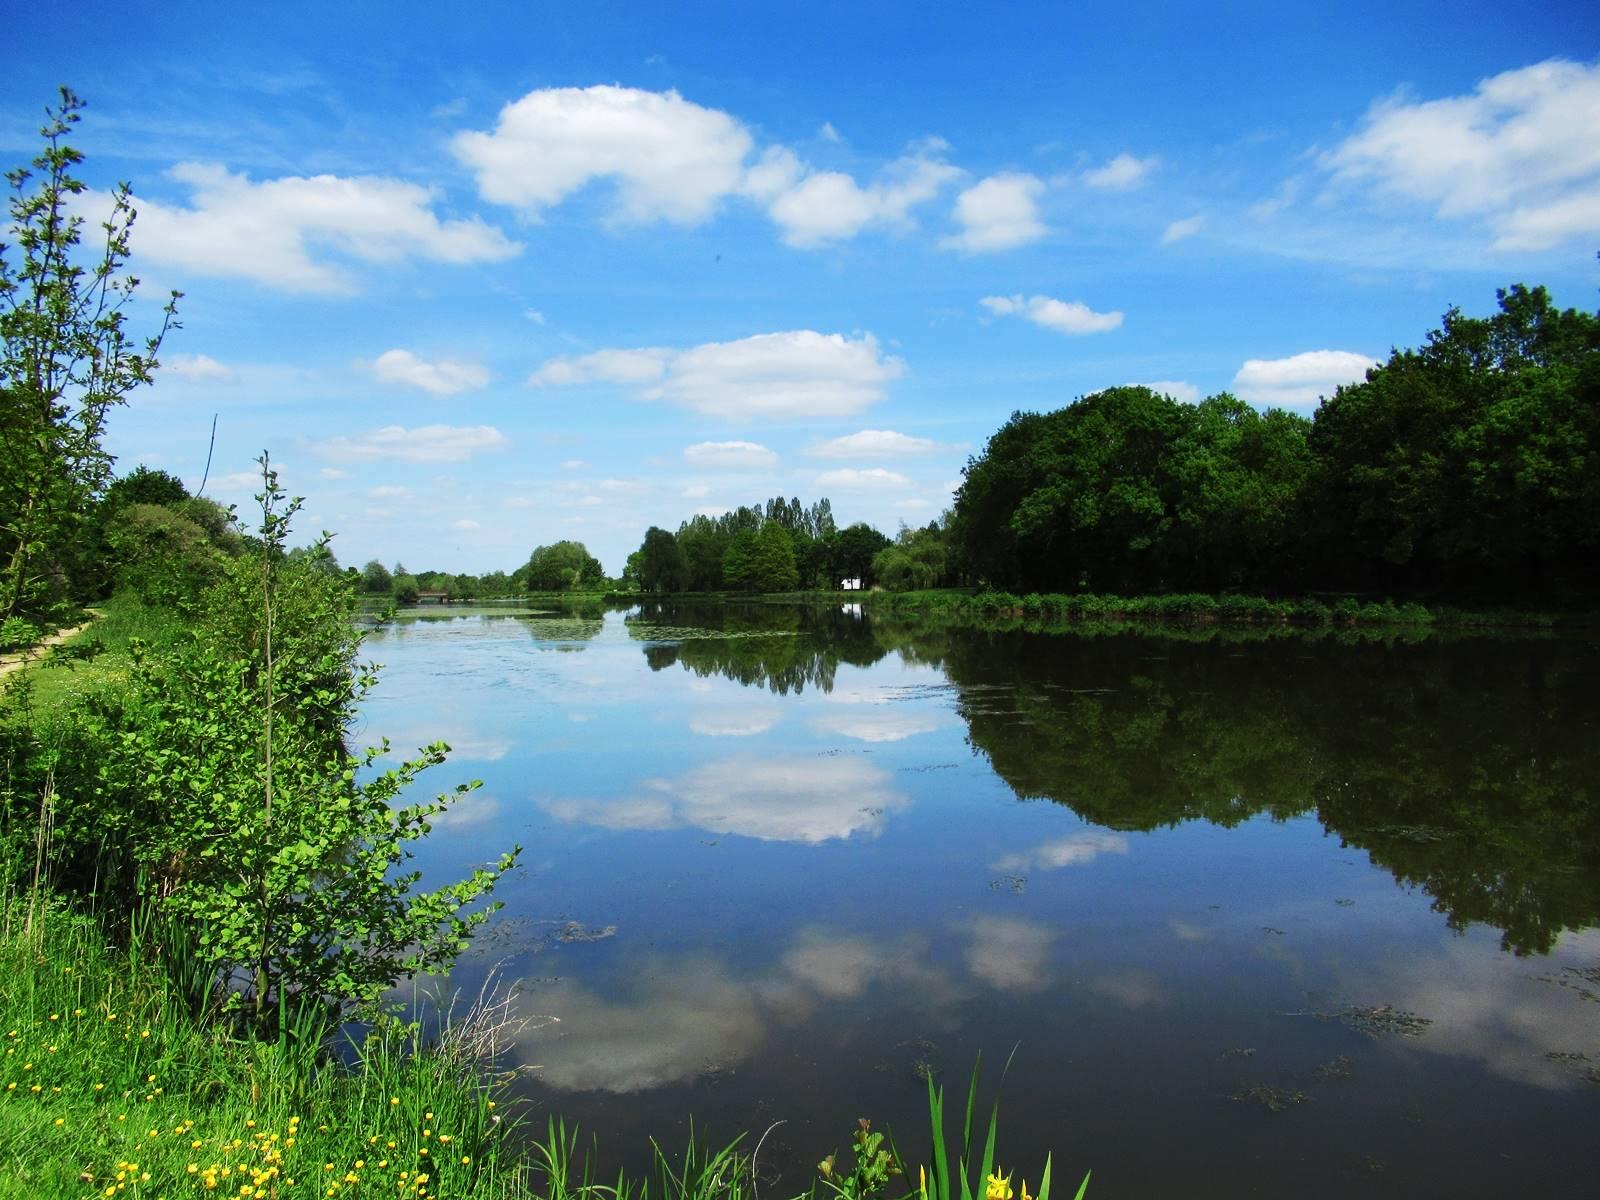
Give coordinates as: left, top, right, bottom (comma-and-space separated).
0, 617, 39, 650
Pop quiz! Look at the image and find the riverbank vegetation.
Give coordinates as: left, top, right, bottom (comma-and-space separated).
2, 90, 1081, 1199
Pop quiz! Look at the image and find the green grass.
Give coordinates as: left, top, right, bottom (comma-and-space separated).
13, 592, 187, 717
0, 889, 516, 1200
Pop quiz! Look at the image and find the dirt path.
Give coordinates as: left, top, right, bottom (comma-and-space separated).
0, 613, 101, 680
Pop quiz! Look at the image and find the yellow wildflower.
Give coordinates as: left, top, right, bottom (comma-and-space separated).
986, 1172, 1013, 1200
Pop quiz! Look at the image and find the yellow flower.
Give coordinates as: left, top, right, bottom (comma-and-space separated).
986, 1171, 1013, 1200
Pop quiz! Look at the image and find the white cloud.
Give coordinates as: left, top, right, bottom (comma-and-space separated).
980, 293, 1123, 335
961, 917, 1054, 992
561, 459, 589, 470
530, 347, 670, 388
371, 348, 489, 395
805, 429, 937, 458
541, 756, 907, 844
104, 164, 519, 293
1232, 350, 1377, 408
992, 832, 1129, 874
1320, 59, 1600, 251
163, 353, 233, 381
694, 505, 731, 518
452, 85, 753, 225
683, 440, 779, 469
1132, 379, 1201, 404
813, 467, 910, 490
681, 483, 710, 498
811, 710, 942, 743
941, 173, 1046, 252
690, 709, 781, 737
1161, 215, 1204, 244
369, 484, 408, 498
317, 467, 349, 480
315, 424, 510, 463
1082, 152, 1159, 190
759, 144, 961, 247
533, 331, 903, 421
819, 121, 841, 143
524, 309, 546, 324
453, 518, 480, 530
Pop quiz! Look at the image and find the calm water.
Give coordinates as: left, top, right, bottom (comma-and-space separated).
359, 601, 1600, 1198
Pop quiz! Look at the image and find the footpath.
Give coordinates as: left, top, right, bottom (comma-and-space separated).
0, 614, 100, 681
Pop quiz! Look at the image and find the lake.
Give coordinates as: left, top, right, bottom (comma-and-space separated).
359, 600, 1600, 1199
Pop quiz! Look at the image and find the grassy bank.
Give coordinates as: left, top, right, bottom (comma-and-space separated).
0, 890, 1084, 1200
0, 890, 516, 1199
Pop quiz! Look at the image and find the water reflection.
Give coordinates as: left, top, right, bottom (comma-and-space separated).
365, 601, 1600, 1197
629, 605, 1600, 956
540, 755, 908, 843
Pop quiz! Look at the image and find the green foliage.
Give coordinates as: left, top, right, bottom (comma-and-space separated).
104, 502, 225, 608
525, 540, 605, 591
818, 1119, 900, 1200
921, 1059, 1088, 1200
91, 459, 517, 1025
360, 558, 395, 594
99, 464, 188, 512
638, 526, 689, 593
949, 285, 1597, 602
0, 89, 179, 624
0, 617, 39, 651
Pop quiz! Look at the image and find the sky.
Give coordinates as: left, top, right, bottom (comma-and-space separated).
4, 1, 1598, 574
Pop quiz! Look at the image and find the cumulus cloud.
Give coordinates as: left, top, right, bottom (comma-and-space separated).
961, 917, 1055, 992
540, 756, 907, 844
315, 424, 510, 463
689, 708, 781, 737
452, 85, 753, 225
991, 832, 1129, 874
683, 441, 779, 469
1131, 379, 1200, 404
941, 173, 1046, 252
529, 347, 670, 387
533, 331, 903, 421
980, 294, 1123, 335
1232, 350, 1377, 408
102, 164, 519, 293
163, 353, 233, 382
1082, 152, 1159, 190
1320, 58, 1600, 250
811, 710, 943, 743
805, 429, 937, 458
757, 143, 961, 247
371, 348, 489, 395
1161, 215, 1204, 244
453, 518, 480, 530
813, 468, 910, 490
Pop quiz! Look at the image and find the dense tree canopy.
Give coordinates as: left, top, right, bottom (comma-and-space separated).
948, 285, 1597, 602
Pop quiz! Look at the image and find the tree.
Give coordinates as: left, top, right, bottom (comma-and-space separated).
1306, 285, 1600, 596
637, 526, 688, 592
831, 522, 891, 588
360, 559, 394, 594
101, 465, 189, 512
525, 540, 605, 591
100, 461, 516, 1024
1, 89, 180, 623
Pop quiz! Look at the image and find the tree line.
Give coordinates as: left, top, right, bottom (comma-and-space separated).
951, 284, 1598, 602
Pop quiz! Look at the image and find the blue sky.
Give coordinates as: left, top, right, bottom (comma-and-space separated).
5, 1, 1597, 574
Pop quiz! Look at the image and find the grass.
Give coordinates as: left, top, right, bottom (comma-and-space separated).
0, 889, 515, 1200
0, 890, 1090, 1200
13, 592, 187, 717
